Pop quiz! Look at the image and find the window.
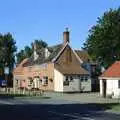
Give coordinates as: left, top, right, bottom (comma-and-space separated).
43, 76, 48, 85
39, 79, 42, 83
49, 78, 53, 82
30, 80, 33, 84
80, 76, 88, 82
63, 76, 69, 86
28, 77, 33, 86
70, 76, 73, 82
16, 80, 18, 84
80, 76, 84, 82
66, 76, 68, 81
118, 80, 120, 88
84, 76, 88, 81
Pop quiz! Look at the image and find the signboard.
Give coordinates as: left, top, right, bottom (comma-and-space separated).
0, 80, 7, 86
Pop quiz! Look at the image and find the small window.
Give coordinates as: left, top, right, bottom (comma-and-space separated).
84, 76, 88, 81
30, 80, 33, 84
40, 79, 42, 83
80, 76, 84, 81
118, 80, 120, 88
70, 76, 73, 82
80, 76, 88, 82
43, 76, 48, 85
66, 76, 68, 81
16, 80, 18, 84
49, 78, 53, 82
63, 76, 69, 86
45, 79, 48, 85
28, 77, 33, 84
28, 77, 33, 87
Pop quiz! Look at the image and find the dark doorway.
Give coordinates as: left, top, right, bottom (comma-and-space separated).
102, 80, 106, 97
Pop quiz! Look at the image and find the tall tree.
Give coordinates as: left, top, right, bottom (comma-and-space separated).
0, 33, 17, 71
24, 46, 33, 58
16, 39, 48, 64
83, 8, 120, 68
31, 39, 48, 49
16, 50, 26, 64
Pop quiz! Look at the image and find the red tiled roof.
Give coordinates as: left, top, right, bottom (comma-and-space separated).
101, 61, 120, 78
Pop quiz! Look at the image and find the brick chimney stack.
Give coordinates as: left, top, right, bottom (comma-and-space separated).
63, 28, 69, 44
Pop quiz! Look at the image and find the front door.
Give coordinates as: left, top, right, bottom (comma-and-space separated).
33, 77, 40, 89
102, 80, 106, 97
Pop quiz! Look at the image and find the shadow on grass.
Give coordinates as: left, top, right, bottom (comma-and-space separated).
0, 103, 120, 120
0, 94, 51, 99
0, 94, 28, 99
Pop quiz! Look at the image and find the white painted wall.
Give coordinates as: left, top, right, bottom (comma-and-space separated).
63, 77, 91, 92
81, 78, 91, 92
54, 69, 91, 92
107, 79, 120, 98
100, 78, 120, 98
54, 69, 64, 92
100, 80, 103, 96
63, 77, 80, 92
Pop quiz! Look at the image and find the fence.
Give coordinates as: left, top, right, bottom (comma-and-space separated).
0, 87, 44, 96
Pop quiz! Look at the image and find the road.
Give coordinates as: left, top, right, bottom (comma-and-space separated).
0, 93, 120, 120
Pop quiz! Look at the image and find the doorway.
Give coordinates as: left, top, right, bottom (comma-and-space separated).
102, 80, 106, 97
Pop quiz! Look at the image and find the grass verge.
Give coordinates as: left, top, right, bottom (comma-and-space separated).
109, 103, 120, 112
0, 93, 51, 99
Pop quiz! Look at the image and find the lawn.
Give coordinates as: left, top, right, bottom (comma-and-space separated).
109, 103, 120, 112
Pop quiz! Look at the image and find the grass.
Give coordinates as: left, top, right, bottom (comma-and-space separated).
0, 93, 27, 97
0, 93, 51, 100
109, 103, 120, 112
0, 91, 51, 99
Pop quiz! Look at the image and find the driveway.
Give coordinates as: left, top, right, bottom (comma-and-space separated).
0, 92, 120, 120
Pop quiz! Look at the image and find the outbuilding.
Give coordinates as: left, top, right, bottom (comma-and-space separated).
99, 61, 120, 98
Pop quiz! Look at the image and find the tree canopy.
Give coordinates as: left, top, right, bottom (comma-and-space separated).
16, 39, 48, 64
83, 8, 120, 68
0, 33, 17, 71
31, 40, 48, 50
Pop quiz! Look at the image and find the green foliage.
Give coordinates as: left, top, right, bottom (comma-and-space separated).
16, 49, 26, 64
83, 8, 120, 68
0, 33, 17, 71
31, 39, 48, 49
16, 39, 48, 64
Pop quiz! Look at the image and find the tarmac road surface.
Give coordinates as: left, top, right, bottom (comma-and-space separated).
0, 96, 120, 120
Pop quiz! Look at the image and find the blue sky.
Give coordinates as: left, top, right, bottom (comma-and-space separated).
0, 0, 120, 52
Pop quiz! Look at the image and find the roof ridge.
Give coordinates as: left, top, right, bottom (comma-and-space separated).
100, 61, 120, 78
48, 43, 62, 48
